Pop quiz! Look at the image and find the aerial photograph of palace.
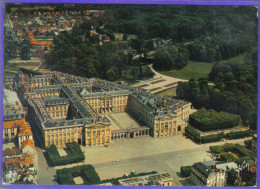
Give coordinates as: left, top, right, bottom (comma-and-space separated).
2, 3, 258, 187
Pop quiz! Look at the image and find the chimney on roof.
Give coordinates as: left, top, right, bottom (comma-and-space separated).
163, 99, 167, 105
73, 117, 76, 123
56, 121, 59, 126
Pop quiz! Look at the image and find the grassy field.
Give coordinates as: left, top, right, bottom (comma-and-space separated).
160, 61, 213, 80
156, 87, 177, 97
159, 53, 247, 80
4, 62, 39, 72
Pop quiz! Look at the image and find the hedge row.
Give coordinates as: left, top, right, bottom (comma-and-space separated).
210, 143, 252, 157
220, 152, 238, 162
226, 130, 254, 139
185, 127, 224, 144
180, 166, 192, 177
46, 142, 85, 166
57, 164, 100, 185
186, 126, 254, 144
100, 171, 158, 185
189, 108, 240, 131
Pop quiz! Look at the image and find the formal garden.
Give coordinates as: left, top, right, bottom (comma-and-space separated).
185, 108, 255, 144
209, 143, 256, 165
45, 141, 85, 166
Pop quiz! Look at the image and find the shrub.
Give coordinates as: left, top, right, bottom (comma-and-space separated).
244, 140, 252, 149
201, 133, 224, 143
56, 165, 100, 185
226, 130, 254, 139
220, 152, 238, 162
186, 127, 224, 143
189, 108, 240, 131
180, 166, 192, 177
46, 142, 85, 166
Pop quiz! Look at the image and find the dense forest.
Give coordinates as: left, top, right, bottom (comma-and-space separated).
176, 49, 257, 130
43, 5, 257, 75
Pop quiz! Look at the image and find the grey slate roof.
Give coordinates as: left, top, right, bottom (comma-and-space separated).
193, 162, 212, 178
44, 116, 110, 128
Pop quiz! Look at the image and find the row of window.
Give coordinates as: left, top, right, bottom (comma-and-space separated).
50, 111, 67, 117
47, 105, 67, 111
47, 128, 82, 133
48, 133, 77, 140
48, 139, 73, 147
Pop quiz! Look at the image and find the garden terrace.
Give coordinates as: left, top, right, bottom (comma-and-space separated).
210, 143, 256, 165
189, 108, 240, 131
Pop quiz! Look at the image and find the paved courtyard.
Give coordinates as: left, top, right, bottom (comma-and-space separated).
57, 148, 68, 156
36, 133, 249, 185
52, 135, 211, 185
106, 112, 142, 130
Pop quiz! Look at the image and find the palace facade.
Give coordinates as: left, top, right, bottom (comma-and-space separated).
14, 70, 192, 148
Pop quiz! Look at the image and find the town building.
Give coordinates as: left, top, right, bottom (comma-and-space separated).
3, 89, 26, 122
118, 173, 174, 186
14, 70, 192, 148
3, 153, 36, 184
190, 162, 227, 187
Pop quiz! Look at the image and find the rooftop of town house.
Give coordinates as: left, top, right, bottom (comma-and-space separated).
18, 125, 32, 136
193, 162, 218, 178
3, 149, 23, 157
22, 138, 34, 149
118, 173, 173, 186
4, 89, 22, 106
3, 120, 29, 129
216, 162, 238, 171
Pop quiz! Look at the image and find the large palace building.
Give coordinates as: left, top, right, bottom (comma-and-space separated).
14, 70, 192, 148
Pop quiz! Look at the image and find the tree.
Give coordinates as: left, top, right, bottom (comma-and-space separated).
20, 45, 31, 60
123, 33, 128, 41
105, 68, 118, 81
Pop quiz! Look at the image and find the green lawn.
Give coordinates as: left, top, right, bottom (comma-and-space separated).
156, 87, 177, 97
4, 62, 39, 72
159, 61, 213, 80
159, 53, 247, 80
